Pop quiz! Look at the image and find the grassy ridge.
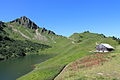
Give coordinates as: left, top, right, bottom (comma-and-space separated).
1, 20, 119, 80
17, 33, 118, 80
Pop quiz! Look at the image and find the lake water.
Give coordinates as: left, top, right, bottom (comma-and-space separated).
0, 54, 51, 80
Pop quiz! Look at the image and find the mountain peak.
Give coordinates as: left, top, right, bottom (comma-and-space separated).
20, 16, 30, 21
9, 16, 56, 35
10, 16, 38, 29
21, 16, 28, 18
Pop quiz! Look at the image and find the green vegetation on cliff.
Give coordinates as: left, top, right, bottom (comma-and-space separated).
0, 18, 51, 60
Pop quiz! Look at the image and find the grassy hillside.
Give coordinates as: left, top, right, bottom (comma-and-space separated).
0, 21, 53, 60
69, 32, 106, 43
4, 23, 55, 43
1, 17, 119, 80
17, 32, 119, 80
0, 16, 62, 60
55, 48, 120, 80
53, 33, 120, 80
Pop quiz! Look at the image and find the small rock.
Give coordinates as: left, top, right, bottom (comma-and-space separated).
97, 73, 103, 75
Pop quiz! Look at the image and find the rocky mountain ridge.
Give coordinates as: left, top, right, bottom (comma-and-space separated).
10, 16, 38, 29
9, 16, 55, 35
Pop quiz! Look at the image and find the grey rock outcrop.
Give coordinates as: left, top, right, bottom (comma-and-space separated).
41, 28, 47, 33
10, 16, 38, 29
47, 30, 55, 35
10, 16, 56, 35
41, 28, 55, 35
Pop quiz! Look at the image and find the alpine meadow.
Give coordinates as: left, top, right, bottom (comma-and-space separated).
0, 16, 120, 80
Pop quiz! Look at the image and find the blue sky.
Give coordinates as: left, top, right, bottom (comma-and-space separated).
0, 0, 120, 37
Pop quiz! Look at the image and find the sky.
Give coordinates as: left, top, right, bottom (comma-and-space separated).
0, 0, 120, 37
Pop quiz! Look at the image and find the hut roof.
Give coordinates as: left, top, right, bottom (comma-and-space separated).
100, 43, 114, 49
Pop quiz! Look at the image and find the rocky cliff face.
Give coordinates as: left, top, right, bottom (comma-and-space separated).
10, 16, 38, 29
47, 30, 55, 35
10, 16, 56, 35
41, 28, 55, 35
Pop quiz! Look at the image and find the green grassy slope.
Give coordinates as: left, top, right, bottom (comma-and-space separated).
0, 21, 55, 60
1, 17, 119, 80
53, 33, 120, 80
17, 32, 119, 80
55, 49, 120, 80
0, 25, 50, 60
2, 22, 57, 44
